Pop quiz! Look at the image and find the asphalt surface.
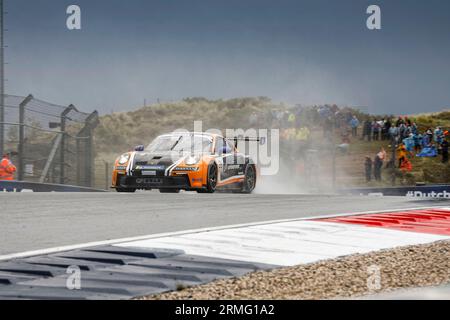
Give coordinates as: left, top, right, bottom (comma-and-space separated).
1, 192, 449, 256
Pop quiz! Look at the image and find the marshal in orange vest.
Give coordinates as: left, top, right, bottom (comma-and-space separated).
0, 155, 17, 181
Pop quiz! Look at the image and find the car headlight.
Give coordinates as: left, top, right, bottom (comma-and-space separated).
185, 155, 200, 165
118, 153, 130, 165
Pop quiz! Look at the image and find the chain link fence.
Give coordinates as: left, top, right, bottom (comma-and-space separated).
1, 94, 99, 187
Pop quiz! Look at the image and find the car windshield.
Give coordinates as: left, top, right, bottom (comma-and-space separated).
146, 134, 213, 153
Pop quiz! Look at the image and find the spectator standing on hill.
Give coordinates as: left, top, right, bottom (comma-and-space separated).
377, 147, 387, 162
405, 124, 412, 138
403, 134, 415, 152
374, 148, 387, 181
397, 144, 408, 168
350, 116, 359, 137
422, 132, 431, 147
442, 139, 449, 163
434, 127, 444, 144
411, 122, 418, 135
405, 117, 412, 126
378, 119, 385, 139
362, 119, 372, 141
400, 157, 413, 172
426, 129, 433, 144
372, 120, 381, 141
398, 122, 407, 140
389, 125, 399, 145
381, 119, 389, 140
413, 132, 423, 153
373, 154, 383, 181
364, 156, 373, 182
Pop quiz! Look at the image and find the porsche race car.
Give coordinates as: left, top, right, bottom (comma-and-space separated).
111, 132, 259, 193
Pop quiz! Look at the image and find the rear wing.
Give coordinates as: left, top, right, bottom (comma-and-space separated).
231, 136, 266, 148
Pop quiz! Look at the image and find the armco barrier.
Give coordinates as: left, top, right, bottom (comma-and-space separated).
0, 181, 106, 193
340, 185, 450, 199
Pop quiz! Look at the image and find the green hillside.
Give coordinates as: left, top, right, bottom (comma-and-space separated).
95, 97, 283, 154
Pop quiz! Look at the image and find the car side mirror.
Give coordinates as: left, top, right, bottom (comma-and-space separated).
134, 145, 145, 152
260, 137, 266, 145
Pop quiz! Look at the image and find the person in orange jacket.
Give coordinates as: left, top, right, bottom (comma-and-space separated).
0, 153, 17, 181
400, 157, 413, 172
397, 144, 407, 168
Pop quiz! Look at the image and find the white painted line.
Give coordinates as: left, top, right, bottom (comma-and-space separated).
1, 206, 448, 262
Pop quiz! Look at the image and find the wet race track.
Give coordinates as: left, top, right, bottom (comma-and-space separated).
1, 192, 449, 256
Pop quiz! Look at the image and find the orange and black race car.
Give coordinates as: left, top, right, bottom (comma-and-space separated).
111, 132, 259, 193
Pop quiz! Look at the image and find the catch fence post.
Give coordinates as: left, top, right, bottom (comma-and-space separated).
59, 105, 75, 184
17, 94, 34, 181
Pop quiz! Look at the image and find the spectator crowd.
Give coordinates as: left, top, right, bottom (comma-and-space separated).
245, 104, 449, 185
357, 116, 449, 183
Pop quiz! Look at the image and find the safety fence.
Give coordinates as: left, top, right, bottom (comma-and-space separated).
0, 94, 99, 187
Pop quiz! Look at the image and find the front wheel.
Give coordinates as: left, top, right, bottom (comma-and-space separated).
205, 163, 218, 193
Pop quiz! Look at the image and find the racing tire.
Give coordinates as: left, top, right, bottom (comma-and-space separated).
240, 164, 256, 194
116, 187, 136, 193
204, 162, 218, 193
159, 189, 181, 193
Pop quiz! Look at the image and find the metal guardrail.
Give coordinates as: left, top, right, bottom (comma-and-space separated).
0, 181, 106, 193
340, 184, 450, 198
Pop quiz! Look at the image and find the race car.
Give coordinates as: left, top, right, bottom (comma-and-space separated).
111, 132, 259, 193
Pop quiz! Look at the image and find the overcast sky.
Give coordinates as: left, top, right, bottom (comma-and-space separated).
4, 0, 450, 115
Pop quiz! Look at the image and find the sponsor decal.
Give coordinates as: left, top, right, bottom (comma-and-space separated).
136, 178, 163, 184
174, 167, 199, 172
406, 191, 450, 199
135, 165, 165, 170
